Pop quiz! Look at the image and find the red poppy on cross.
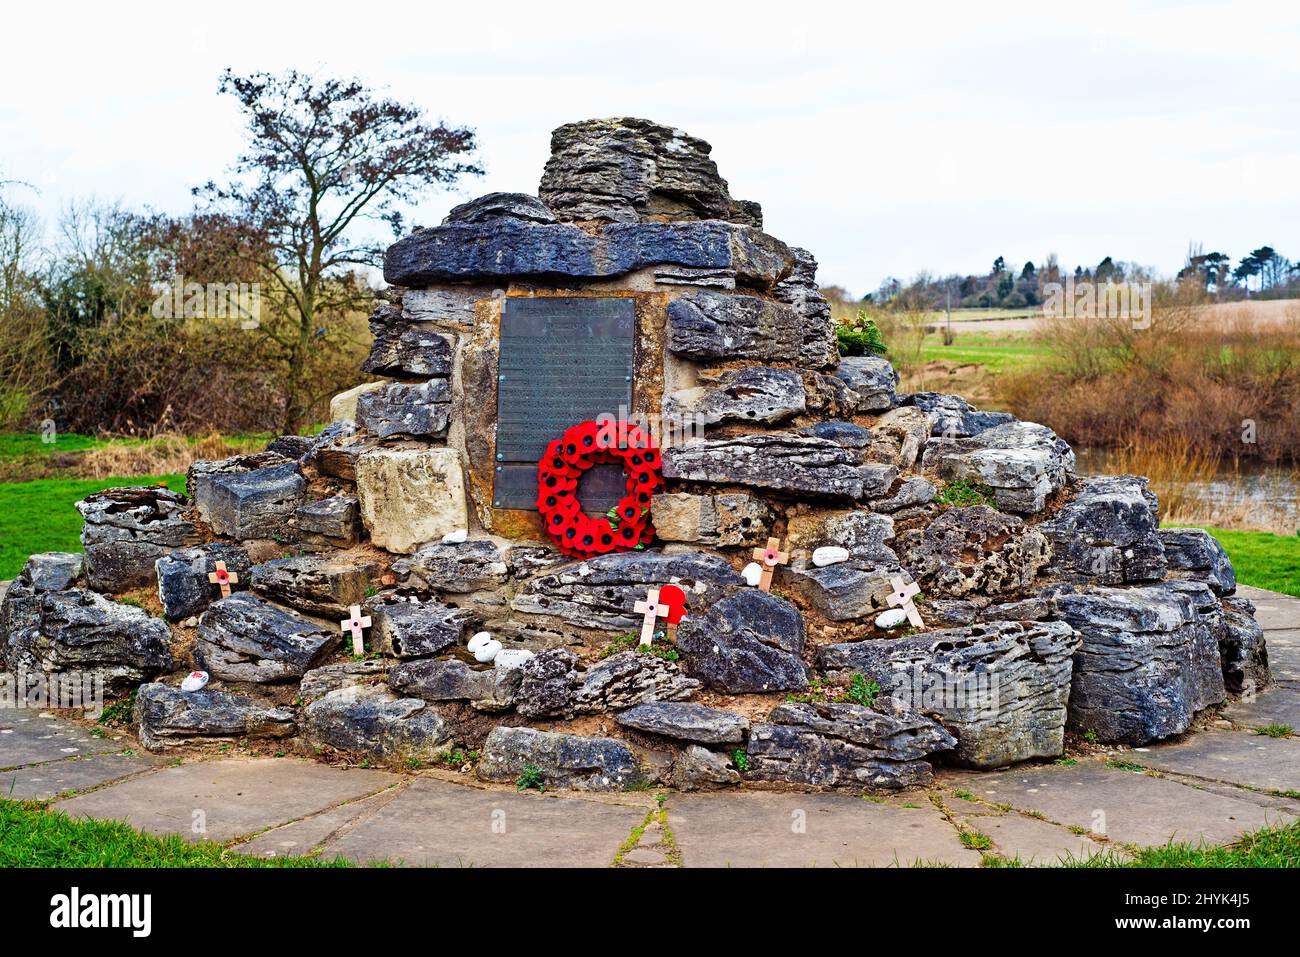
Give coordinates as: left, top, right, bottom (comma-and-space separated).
340, 604, 373, 657
751, 537, 789, 592
207, 561, 239, 598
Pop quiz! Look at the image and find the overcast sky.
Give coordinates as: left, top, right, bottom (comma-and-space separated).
3, 0, 1297, 297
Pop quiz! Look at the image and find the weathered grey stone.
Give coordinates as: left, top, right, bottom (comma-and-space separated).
896, 506, 1050, 599
515, 648, 579, 718
871, 476, 937, 513
300, 658, 394, 701
134, 682, 295, 751
1051, 583, 1226, 744
666, 292, 803, 362
366, 595, 471, 659
188, 453, 306, 541
902, 391, 1016, 438
0, 555, 83, 669
649, 492, 773, 547
672, 745, 741, 790
663, 433, 897, 499
195, 592, 338, 683
746, 700, 956, 789
354, 447, 467, 554
833, 355, 898, 412
616, 701, 748, 744
444, 192, 557, 225
665, 366, 805, 426
511, 551, 741, 632
980, 595, 1053, 622
76, 486, 197, 592
802, 420, 874, 448
774, 246, 838, 368
264, 434, 316, 461
12, 553, 82, 594
1220, 595, 1269, 694
1040, 476, 1166, 585
921, 421, 1075, 514
865, 406, 932, 468
784, 563, 909, 622
3, 589, 174, 695
302, 685, 454, 763
389, 658, 521, 712
538, 117, 758, 225
312, 428, 375, 482
362, 301, 455, 378
477, 726, 643, 791
155, 544, 252, 622
653, 266, 736, 289
821, 510, 899, 563
390, 540, 510, 593
355, 379, 451, 439
1160, 527, 1236, 595
401, 286, 498, 328
573, 651, 699, 713
250, 554, 374, 619
820, 621, 1081, 768
675, 590, 807, 693
294, 495, 362, 547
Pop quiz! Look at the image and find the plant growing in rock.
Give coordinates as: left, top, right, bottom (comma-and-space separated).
516, 764, 546, 792
731, 749, 749, 773
935, 479, 997, 508
846, 673, 881, 708
835, 311, 888, 357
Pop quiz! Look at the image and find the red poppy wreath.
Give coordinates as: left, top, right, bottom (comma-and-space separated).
536, 419, 662, 557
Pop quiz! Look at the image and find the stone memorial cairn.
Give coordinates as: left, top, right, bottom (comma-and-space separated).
0, 118, 1268, 793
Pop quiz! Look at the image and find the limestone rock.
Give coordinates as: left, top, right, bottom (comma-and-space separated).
785, 562, 910, 621
250, 554, 375, 618
774, 247, 838, 368
897, 506, 1051, 599
672, 745, 742, 790
820, 621, 1081, 768
188, 453, 306, 541
675, 589, 808, 693
445, 191, 557, 225
819, 510, 899, 563
512, 550, 741, 632
362, 301, 455, 378
865, 406, 932, 468
666, 292, 803, 363
134, 682, 294, 751
921, 421, 1075, 514
538, 117, 757, 225
195, 592, 338, 683
665, 366, 806, 426
1219, 595, 1269, 694
155, 544, 252, 622
389, 540, 510, 593
367, 595, 472, 659
302, 685, 454, 763
1160, 527, 1236, 595
354, 447, 468, 554
401, 285, 498, 328
293, 495, 362, 547
329, 382, 385, 423
300, 658, 394, 701
746, 700, 956, 789
1051, 583, 1226, 744
902, 392, 1015, 439
477, 726, 643, 791
616, 701, 749, 744
573, 651, 700, 712
1040, 476, 1166, 585
76, 486, 197, 592
0, 554, 83, 669
515, 648, 579, 718
663, 433, 897, 499
833, 355, 898, 412
649, 492, 773, 547
389, 658, 520, 712
871, 476, 937, 513
355, 379, 451, 439
312, 428, 376, 482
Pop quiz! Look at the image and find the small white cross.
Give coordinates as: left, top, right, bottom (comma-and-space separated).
886, 576, 925, 628
340, 604, 373, 656
633, 587, 671, 647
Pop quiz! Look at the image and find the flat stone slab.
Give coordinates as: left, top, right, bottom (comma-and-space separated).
1235, 586, 1300, 632
670, 791, 981, 867
943, 761, 1295, 847
55, 758, 398, 843
1139, 730, 1300, 794
320, 778, 646, 867
953, 803, 1111, 865
232, 788, 402, 860
1, 752, 155, 801
1224, 684, 1300, 729
0, 710, 127, 769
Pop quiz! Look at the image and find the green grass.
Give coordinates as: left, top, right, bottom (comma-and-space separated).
0, 799, 351, 867
0, 474, 186, 579
1069, 819, 1300, 868
915, 331, 1048, 373
0, 432, 105, 460
1200, 528, 1300, 598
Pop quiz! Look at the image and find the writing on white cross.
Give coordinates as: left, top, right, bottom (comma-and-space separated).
886, 575, 925, 629
207, 561, 239, 599
340, 604, 373, 657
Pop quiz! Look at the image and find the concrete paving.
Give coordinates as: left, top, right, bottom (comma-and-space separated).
0, 709, 128, 768
1140, 731, 1300, 794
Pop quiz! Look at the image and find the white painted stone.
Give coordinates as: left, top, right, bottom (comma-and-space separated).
812, 545, 850, 567
467, 631, 493, 654
328, 381, 385, 423
355, 447, 468, 554
474, 639, 502, 663
741, 562, 764, 587
180, 670, 210, 692
440, 528, 469, 544
494, 649, 535, 670
875, 608, 908, 630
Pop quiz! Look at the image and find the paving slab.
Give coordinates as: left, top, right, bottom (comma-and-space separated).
55, 758, 398, 843
1, 752, 155, 801
321, 777, 646, 867
944, 762, 1294, 847
0, 710, 127, 768
1224, 683, 1300, 730
232, 787, 405, 859
1140, 730, 1300, 794
1236, 586, 1300, 632
955, 806, 1110, 865
670, 791, 981, 867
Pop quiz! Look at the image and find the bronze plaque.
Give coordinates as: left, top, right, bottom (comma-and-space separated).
493, 297, 635, 511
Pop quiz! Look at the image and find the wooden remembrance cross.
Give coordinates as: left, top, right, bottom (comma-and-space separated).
207, 561, 238, 598
752, 537, 789, 592
886, 576, 926, 628
340, 605, 373, 657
